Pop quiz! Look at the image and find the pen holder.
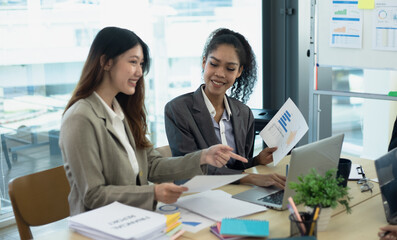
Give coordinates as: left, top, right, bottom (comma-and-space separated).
289, 212, 317, 237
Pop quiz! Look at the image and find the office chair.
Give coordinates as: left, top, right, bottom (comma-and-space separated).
155, 145, 172, 157
8, 166, 70, 240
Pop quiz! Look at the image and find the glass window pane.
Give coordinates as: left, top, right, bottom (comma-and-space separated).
317, 67, 397, 159
330, 96, 396, 159
0, 0, 262, 218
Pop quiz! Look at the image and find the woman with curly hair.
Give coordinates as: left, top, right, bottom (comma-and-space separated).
165, 28, 286, 188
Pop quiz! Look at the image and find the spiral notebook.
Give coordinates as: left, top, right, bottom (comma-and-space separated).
219, 218, 269, 237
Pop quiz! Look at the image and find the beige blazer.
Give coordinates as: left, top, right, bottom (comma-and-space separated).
59, 93, 203, 216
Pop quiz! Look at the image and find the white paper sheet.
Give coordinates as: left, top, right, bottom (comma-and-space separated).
349, 163, 363, 180
259, 98, 308, 166
182, 174, 247, 193
175, 190, 267, 222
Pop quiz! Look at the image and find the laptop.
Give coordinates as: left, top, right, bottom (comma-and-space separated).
375, 148, 397, 224
232, 134, 344, 210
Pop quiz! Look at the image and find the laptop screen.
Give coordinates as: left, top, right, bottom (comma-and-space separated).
232, 133, 344, 210
375, 148, 397, 224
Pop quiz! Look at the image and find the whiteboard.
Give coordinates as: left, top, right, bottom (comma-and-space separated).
317, 0, 397, 70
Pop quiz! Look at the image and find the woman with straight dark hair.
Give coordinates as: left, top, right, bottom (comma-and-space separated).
165, 28, 286, 188
60, 26, 247, 215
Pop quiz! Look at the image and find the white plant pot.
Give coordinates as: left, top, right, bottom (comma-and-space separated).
305, 206, 333, 231
317, 207, 333, 231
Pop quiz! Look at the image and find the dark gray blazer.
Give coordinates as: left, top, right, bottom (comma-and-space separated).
60, 93, 203, 215
165, 85, 257, 175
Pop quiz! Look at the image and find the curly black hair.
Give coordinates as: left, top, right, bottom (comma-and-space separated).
202, 28, 257, 104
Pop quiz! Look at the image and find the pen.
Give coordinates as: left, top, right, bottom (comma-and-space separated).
288, 197, 306, 234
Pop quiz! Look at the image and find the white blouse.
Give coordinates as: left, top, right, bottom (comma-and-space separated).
93, 92, 139, 177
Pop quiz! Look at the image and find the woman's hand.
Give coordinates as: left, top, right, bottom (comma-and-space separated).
255, 147, 277, 165
154, 183, 188, 204
379, 225, 397, 240
240, 173, 286, 189
200, 144, 248, 167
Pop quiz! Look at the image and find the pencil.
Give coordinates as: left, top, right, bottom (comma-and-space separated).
309, 206, 320, 236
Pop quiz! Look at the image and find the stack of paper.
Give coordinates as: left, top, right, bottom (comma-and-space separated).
69, 202, 167, 240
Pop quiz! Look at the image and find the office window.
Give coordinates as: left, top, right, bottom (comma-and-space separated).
0, 0, 262, 220
321, 68, 397, 159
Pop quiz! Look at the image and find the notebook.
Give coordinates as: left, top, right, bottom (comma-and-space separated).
209, 225, 243, 240
219, 218, 269, 237
375, 147, 397, 224
269, 237, 317, 240
232, 134, 344, 210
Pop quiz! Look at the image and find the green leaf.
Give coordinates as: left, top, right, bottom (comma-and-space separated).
289, 168, 352, 214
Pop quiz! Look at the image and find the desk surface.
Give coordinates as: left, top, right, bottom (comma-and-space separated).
36, 155, 384, 240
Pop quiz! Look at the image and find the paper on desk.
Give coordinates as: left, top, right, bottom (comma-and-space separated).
182, 174, 247, 193
175, 190, 267, 222
156, 203, 214, 233
259, 98, 308, 166
349, 163, 363, 180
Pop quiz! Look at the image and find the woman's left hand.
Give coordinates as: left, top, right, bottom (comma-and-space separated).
255, 147, 277, 165
200, 144, 248, 167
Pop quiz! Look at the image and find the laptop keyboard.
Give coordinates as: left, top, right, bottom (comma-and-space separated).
257, 190, 285, 205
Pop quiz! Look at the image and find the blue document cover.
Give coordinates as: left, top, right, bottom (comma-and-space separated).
220, 218, 269, 237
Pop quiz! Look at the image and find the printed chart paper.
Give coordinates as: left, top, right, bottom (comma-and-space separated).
259, 98, 308, 166
330, 0, 363, 48
372, 6, 397, 51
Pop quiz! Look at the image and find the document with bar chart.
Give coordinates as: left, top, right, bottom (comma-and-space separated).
259, 98, 308, 166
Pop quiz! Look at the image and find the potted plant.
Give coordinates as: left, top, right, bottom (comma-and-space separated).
289, 168, 352, 231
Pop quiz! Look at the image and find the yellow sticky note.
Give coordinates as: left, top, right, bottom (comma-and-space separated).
358, 0, 375, 9
166, 212, 181, 226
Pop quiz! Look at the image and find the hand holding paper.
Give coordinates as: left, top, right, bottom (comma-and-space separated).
154, 183, 188, 204
259, 98, 308, 166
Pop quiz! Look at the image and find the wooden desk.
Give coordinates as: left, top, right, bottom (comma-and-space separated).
318, 194, 387, 239
36, 156, 383, 240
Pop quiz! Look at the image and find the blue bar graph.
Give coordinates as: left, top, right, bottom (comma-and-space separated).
278, 111, 292, 133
